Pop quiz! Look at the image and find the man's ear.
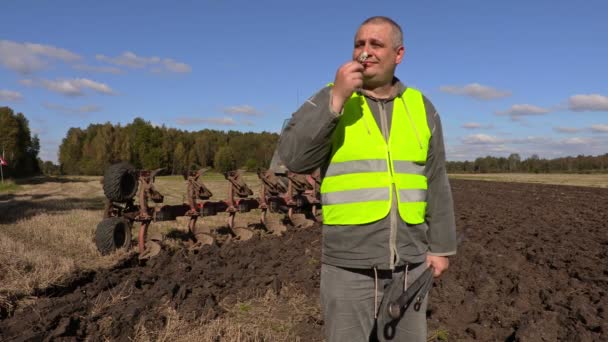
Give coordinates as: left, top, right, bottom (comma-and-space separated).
395, 45, 405, 64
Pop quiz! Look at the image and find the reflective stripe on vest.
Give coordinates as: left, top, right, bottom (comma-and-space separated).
320, 87, 431, 225
325, 159, 388, 177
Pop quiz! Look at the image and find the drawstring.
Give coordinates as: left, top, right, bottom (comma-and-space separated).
372, 264, 409, 320
404, 264, 409, 292
374, 266, 379, 319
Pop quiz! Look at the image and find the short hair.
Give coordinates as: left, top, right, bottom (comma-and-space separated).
358, 16, 403, 49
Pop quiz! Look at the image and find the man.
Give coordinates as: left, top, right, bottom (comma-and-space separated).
277, 16, 457, 341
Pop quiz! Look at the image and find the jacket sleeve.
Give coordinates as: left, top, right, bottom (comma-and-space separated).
423, 96, 458, 256
277, 86, 340, 174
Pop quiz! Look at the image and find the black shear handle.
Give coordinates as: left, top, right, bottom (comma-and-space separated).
387, 266, 434, 319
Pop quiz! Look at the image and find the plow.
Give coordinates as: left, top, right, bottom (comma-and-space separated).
95, 162, 321, 259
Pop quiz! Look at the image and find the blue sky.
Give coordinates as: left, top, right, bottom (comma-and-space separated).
1, 0, 607, 163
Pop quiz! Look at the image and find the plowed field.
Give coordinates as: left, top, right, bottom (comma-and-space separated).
1, 179, 607, 341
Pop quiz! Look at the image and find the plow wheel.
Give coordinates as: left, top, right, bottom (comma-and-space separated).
102, 162, 138, 203
95, 217, 132, 255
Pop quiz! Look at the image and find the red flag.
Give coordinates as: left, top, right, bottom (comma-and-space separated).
0, 156, 7, 166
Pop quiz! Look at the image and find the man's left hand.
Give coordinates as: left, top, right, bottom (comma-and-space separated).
426, 255, 449, 278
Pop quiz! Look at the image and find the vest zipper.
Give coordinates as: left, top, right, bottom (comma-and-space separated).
378, 101, 399, 270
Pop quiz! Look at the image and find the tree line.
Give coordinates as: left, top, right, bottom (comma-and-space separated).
3, 106, 607, 178
0, 107, 40, 178
58, 117, 280, 175
446, 153, 608, 174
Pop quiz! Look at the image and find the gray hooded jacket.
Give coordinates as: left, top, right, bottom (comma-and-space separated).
277, 80, 457, 270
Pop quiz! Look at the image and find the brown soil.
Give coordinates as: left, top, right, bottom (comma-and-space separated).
1, 179, 607, 341
428, 180, 608, 341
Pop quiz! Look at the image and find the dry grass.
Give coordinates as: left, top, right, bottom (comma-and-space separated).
449, 173, 608, 188
133, 285, 320, 342
0, 179, 21, 193
148, 172, 277, 241
90, 279, 134, 317
428, 328, 450, 341
0, 172, 275, 316
153, 172, 263, 205
0, 177, 128, 307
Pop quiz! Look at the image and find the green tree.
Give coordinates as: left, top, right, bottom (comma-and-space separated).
508, 153, 521, 172
214, 145, 236, 173
0, 107, 40, 177
173, 142, 187, 175
39, 160, 60, 175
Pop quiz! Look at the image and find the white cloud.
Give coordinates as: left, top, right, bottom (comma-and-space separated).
462, 134, 505, 144
97, 51, 191, 73
496, 104, 550, 116
568, 94, 608, 112
175, 117, 238, 126
560, 137, 592, 145
43, 103, 102, 115
462, 122, 494, 129
446, 144, 509, 160
460, 134, 547, 147
439, 83, 511, 100
496, 104, 551, 120
0, 40, 81, 74
73, 64, 123, 74
222, 105, 263, 116
75, 79, 113, 94
24, 43, 80, 61
554, 126, 582, 133
447, 134, 608, 161
511, 136, 551, 145
462, 122, 481, 129
591, 124, 608, 133
0, 89, 23, 101
20, 78, 114, 96
19, 79, 34, 86
163, 59, 192, 73
96, 51, 155, 68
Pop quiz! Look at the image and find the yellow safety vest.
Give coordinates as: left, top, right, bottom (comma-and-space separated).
321, 87, 431, 225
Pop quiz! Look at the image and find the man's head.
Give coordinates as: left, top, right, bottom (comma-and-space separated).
353, 16, 405, 87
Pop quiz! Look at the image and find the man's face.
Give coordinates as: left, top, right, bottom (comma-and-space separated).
353, 22, 404, 84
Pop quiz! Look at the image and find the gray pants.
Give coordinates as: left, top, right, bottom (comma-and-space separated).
321, 263, 428, 342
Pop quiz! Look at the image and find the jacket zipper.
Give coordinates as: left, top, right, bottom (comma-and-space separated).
378, 101, 399, 270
